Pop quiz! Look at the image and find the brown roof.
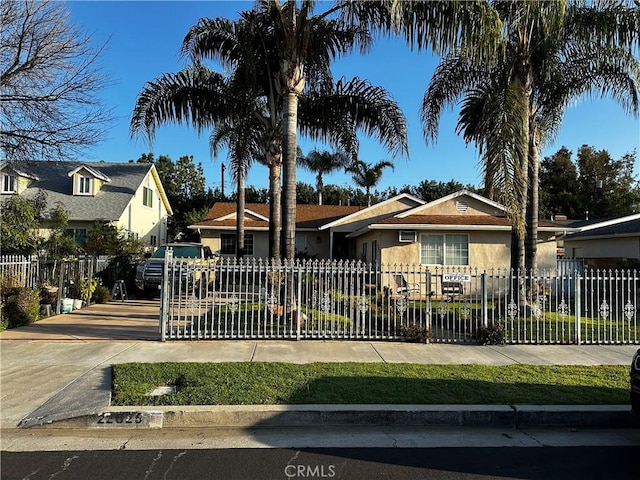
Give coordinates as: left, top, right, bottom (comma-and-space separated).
195, 202, 363, 229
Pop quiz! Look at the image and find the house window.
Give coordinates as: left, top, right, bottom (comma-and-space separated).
420, 234, 469, 266
361, 242, 368, 262
2, 173, 16, 193
371, 240, 379, 265
220, 233, 254, 255
150, 235, 157, 247
143, 186, 153, 207
295, 234, 308, 255
79, 176, 92, 194
66, 228, 87, 245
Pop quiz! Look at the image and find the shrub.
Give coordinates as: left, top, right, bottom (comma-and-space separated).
4, 287, 40, 328
400, 323, 432, 343
476, 321, 506, 345
92, 284, 111, 304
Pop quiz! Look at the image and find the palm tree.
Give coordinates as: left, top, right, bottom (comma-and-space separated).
132, 10, 409, 260
254, 0, 503, 260
297, 149, 350, 205
348, 160, 394, 207
422, 0, 640, 272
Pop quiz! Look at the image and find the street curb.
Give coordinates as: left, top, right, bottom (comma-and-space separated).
514, 405, 638, 429
20, 404, 640, 430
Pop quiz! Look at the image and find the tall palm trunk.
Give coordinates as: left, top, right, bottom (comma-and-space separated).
236, 166, 246, 258
282, 90, 299, 261
317, 174, 323, 206
526, 121, 540, 273
268, 159, 282, 260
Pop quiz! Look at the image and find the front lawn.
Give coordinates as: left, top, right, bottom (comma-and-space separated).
111, 362, 629, 406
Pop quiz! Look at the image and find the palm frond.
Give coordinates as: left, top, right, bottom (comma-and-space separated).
130, 65, 227, 145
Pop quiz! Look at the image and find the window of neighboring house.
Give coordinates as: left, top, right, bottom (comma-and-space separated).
78, 176, 92, 194
420, 234, 469, 266
361, 242, 368, 262
220, 233, 254, 255
2, 173, 16, 193
295, 234, 307, 255
66, 228, 87, 245
143, 186, 153, 207
150, 235, 157, 247
371, 240, 379, 265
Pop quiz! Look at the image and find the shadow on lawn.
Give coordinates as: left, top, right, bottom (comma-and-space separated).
280, 376, 629, 405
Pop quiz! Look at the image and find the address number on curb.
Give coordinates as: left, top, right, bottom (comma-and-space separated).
97, 412, 143, 425
88, 411, 162, 428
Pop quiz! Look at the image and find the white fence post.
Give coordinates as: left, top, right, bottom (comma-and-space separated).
481, 272, 488, 328
575, 272, 582, 345
159, 248, 173, 342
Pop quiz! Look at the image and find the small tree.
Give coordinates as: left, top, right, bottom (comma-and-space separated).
41, 202, 75, 259
0, 0, 112, 161
0, 192, 46, 254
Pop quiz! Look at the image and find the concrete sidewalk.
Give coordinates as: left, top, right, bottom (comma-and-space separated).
1, 300, 638, 431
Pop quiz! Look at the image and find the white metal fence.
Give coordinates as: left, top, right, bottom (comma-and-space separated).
0, 255, 110, 290
159, 252, 639, 344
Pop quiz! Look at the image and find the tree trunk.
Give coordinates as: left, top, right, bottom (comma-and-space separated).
236, 166, 246, 258
525, 124, 539, 273
269, 162, 281, 260
282, 90, 299, 261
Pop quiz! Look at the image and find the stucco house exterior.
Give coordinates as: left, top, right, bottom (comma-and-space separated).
560, 213, 640, 269
190, 190, 569, 272
0, 161, 172, 247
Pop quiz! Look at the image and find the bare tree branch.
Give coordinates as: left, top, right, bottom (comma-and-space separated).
0, 0, 112, 161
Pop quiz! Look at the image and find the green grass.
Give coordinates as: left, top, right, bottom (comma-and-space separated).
111, 362, 630, 406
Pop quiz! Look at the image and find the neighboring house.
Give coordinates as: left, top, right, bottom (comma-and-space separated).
190, 190, 570, 272
0, 161, 172, 247
560, 213, 640, 269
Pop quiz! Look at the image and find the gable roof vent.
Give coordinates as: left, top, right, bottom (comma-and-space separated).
456, 200, 469, 212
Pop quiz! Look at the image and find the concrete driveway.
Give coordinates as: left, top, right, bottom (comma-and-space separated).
0, 299, 161, 341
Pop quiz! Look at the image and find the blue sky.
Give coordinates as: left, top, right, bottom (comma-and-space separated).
68, 0, 640, 194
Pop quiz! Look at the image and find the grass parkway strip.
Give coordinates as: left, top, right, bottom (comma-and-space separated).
111, 363, 629, 407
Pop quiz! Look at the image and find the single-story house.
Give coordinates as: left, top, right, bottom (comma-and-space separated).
0, 161, 172, 247
190, 190, 570, 272
559, 213, 640, 269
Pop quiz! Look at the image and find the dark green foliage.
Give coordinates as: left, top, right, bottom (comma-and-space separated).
92, 285, 111, 304
3, 288, 40, 328
476, 321, 506, 345
400, 323, 432, 343
540, 145, 640, 220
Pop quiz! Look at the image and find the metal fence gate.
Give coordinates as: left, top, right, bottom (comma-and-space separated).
159, 252, 639, 344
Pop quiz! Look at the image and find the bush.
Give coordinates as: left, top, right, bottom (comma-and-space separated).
476, 321, 506, 345
92, 284, 111, 304
400, 323, 432, 343
3, 287, 40, 328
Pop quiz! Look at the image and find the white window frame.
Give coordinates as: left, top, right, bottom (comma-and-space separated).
220, 233, 254, 256
420, 233, 469, 266
143, 186, 153, 207
78, 176, 92, 195
2, 173, 17, 193
399, 230, 416, 243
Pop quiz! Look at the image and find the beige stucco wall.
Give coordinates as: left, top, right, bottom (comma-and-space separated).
356, 229, 513, 272
564, 236, 640, 261
329, 197, 421, 233
199, 230, 270, 258
115, 171, 169, 245
420, 196, 505, 216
